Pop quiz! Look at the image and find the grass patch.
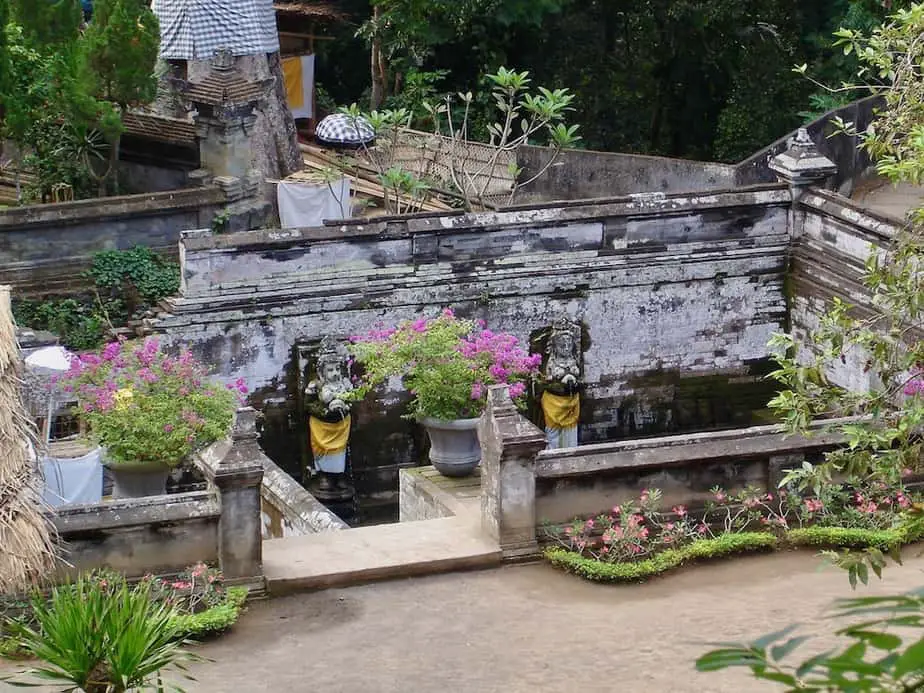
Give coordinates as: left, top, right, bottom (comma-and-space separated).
545, 532, 778, 583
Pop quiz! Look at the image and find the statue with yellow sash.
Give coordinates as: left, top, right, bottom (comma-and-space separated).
305, 337, 354, 494
539, 316, 582, 449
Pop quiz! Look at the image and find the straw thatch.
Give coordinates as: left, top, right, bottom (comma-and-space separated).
0, 286, 56, 594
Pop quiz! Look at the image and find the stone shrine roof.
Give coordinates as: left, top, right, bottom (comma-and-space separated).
182, 68, 269, 108
122, 112, 197, 146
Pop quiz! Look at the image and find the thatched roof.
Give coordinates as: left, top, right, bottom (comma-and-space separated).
273, 1, 347, 22
0, 286, 56, 595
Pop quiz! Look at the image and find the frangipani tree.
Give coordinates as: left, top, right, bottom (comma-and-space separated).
340, 67, 580, 214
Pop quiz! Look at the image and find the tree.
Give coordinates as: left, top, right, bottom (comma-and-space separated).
698, 5, 924, 687
0, 285, 56, 594
81, 0, 159, 195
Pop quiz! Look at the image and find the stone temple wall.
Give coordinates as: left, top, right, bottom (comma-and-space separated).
148, 184, 791, 500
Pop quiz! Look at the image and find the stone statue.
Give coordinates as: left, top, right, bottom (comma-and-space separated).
305, 337, 354, 494
539, 316, 582, 449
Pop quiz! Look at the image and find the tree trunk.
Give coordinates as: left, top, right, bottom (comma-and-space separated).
370, 6, 385, 109
267, 52, 303, 177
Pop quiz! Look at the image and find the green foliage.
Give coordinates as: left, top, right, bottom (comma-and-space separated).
2, 0, 159, 200
12, 247, 180, 350
88, 246, 180, 315
12, 297, 109, 351
167, 587, 248, 639
545, 533, 778, 583
83, 0, 159, 108
767, 3, 924, 588
787, 525, 906, 550
10, 0, 81, 46
696, 591, 924, 690
4, 574, 196, 692
1, 569, 247, 661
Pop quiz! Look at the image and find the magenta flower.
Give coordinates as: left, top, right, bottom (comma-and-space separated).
164, 424, 174, 433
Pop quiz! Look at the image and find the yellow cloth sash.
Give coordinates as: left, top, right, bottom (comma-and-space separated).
282, 56, 304, 109
541, 391, 580, 430
309, 415, 351, 455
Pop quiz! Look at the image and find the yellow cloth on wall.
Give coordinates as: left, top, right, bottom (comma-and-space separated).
309, 415, 351, 455
282, 56, 304, 110
541, 391, 580, 430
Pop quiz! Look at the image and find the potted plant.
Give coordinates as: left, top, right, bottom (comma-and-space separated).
59, 338, 240, 498
350, 309, 541, 476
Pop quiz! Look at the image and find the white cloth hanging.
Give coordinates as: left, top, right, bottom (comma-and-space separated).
277, 178, 351, 228
42, 447, 104, 508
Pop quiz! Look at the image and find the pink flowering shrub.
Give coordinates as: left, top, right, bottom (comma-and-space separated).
58, 338, 239, 468
141, 562, 226, 614
349, 309, 542, 420
549, 480, 920, 564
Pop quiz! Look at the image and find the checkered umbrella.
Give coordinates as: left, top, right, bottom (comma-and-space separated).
315, 114, 376, 149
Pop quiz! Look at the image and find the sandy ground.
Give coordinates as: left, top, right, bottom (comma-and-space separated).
4, 550, 924, 693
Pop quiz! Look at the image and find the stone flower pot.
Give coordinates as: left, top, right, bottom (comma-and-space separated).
107, 461, 172, 499
420, 417, 481, 477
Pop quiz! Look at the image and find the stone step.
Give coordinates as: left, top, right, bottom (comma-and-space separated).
262, 516, 501, 595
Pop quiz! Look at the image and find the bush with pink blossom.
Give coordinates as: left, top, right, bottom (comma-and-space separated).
58, 338, 240, 468
349, 309, 542, 420
549, 479, 924, 569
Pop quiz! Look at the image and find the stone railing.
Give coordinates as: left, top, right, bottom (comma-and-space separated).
53, 407, 266, 591
261, 457, 348, 537
479, 385, 847, 560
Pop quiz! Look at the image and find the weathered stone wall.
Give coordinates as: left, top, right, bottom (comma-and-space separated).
534, 421, 844, 524
515, 146, 737, 203
52, 491, 220, 578
0, 187, 225, 296
150, 184, 791, 501
791, 188, 898, 391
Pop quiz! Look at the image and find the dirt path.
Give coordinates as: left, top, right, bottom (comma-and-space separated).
4, 550, 924, 692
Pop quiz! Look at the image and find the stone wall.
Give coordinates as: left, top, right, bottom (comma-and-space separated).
534, 421, 844, 524
0, 187, 225, 296
515, 146, 737, 203
150, 184, 791, 501
478, 386, 848, 559
791, 188, 898, 391
52, 491, 220, 579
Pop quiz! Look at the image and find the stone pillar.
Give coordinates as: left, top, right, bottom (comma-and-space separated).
479, 385, 547, 561
769, 127, 837, 239
201, 407, 265, 590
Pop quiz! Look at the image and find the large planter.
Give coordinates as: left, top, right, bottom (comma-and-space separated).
421, 417, 481, 477
108, 462, 172, 499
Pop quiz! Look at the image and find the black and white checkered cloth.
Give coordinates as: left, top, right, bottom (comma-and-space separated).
152, 0, 279, 60
315, 114, 376, 147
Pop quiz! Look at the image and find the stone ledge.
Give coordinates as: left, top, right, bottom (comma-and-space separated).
399, 466, 481, 521
263, 516, 501, 595
536, 418, 852, 478
0, 187, 225, 229
51, 490, 220, 533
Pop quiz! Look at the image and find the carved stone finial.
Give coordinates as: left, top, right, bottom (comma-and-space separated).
769, 127, 837, 187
